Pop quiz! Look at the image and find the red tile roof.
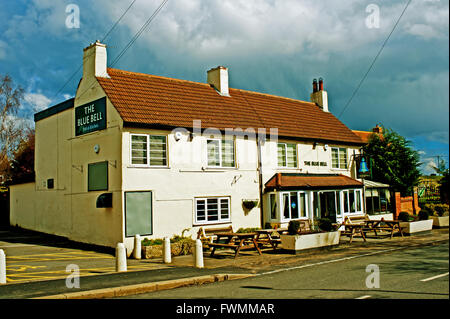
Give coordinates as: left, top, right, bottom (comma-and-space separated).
352, 130, 373, 144
265, 173, 363, 191
96, 68, 364, 145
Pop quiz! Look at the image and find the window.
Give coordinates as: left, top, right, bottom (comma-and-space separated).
88, 161, 108, 191
125, 191, 152, 237
131, 134, 167, 166
278, 143, 297, 168
207, 138, 235, 167
281, 191, 308, 221
270, 194, 277, 220
342, 189, 363, 213
195, 197, 230, 224
366, 188, 391, 215
331, 147, 348, 169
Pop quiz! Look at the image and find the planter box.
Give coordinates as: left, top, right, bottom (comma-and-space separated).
368, 213, 394, 221
142, 241, 195, 259
280, 231, 340, 253
431, 216, 449, 228
400, 219, 433, 235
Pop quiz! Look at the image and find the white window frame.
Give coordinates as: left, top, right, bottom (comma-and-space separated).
331, 147, 348, 169
206, 138, 235, 168
130, 133, 168, 167
341, 189, 364, 214
277, 142, 298, 168
194, 197, 231, 225
280, 191, 309, 222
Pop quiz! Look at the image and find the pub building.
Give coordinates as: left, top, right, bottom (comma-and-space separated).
10, 41, 369, 253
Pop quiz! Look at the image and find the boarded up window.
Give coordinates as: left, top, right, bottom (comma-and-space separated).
125, 191, 152, 237
88, 161, 108, 191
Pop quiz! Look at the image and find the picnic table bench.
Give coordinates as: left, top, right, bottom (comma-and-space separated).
197, 225, 233, 249
363, 219, 404, 239
255, 228, 288, 250
209, 232, 262, 258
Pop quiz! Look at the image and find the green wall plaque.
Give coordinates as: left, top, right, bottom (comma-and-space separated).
75, 97, 107, 136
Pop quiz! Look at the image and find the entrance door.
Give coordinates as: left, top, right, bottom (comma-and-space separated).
313, 191, 337, 223
125, 191, 153, 237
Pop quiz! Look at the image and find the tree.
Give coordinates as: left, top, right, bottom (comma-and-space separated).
363, 126, 421, 196
4, 129, 35, 185
0, 74, 25, 184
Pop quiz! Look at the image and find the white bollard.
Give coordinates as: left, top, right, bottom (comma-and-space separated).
163, 237, 171, 264
133, 235, 141, 260
195, 239, 204, 268
115, 243, 127, 272
0, 249, 6, 284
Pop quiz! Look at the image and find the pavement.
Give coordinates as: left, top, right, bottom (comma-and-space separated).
0, 226, 448, 299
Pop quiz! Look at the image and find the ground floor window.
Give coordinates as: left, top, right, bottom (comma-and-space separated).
195, 197, 231, 224
366, 188, 391, 215
268, 188, 364, 224
125, 191, 152, 237
281, 191, 308, 222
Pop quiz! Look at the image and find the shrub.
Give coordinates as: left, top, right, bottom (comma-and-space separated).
434, 204, 449, 217
420, 205, 434, 216
418, 210, 429, 221
398, 212, 410, 222
317, 218, 333, 232
141, 238, 163, 246
288, 220, 301, 235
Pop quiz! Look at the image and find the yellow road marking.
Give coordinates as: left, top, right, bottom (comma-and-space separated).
5, 264, 160, 283
6, 265, 47, 272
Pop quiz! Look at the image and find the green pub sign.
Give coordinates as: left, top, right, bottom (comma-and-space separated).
75, 97, 107, 136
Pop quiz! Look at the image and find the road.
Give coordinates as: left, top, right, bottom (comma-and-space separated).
122, 242, 449, 299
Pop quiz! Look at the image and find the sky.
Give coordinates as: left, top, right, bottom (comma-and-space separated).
0, 0, 448, 174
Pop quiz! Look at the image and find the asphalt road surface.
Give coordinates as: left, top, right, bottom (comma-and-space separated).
122, 242, 449, 299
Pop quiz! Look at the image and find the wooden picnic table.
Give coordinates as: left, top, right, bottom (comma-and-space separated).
209, 232, 263, 258
341, 223, 367, 243
363, 219, 404, 239
255, 228, 288, 250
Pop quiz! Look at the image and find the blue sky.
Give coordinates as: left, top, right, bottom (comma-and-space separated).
0, 0, 448, 174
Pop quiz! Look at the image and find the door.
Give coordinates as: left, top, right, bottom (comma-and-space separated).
125, 191, 153, 237
313, 191, 337, 223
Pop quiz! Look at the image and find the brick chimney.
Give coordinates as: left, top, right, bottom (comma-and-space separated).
310, 77, 328, 112
83, 40, 109, 79
207, 66, 229, 96
372, 124, 383, 134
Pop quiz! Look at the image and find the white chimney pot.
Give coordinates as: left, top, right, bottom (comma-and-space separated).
82, 41, 109, 79
207, 66, 230, 97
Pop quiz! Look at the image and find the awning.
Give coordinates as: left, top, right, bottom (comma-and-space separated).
363, 179, 390, 188
265, 173, 364, 192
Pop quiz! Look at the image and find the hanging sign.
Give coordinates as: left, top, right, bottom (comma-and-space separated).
355, 154, 371, 179
75, 97, 107, 136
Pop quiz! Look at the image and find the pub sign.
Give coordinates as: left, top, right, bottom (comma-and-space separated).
75, 97, 107, 136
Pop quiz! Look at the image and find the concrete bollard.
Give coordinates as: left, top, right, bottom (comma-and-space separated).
163, 237, 171, 264
133, 234, 141, 260
195, 239, 204, 268
115, 243, 127, 272
0, 249, 6, 284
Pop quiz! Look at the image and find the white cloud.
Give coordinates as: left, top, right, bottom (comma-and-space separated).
24, 92, 52, 112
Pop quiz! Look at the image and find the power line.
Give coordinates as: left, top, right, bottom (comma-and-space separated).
109, 0, 169, 67
76, 0, 169, 101
50, 0, 138, 101
338, 0, 412, 119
